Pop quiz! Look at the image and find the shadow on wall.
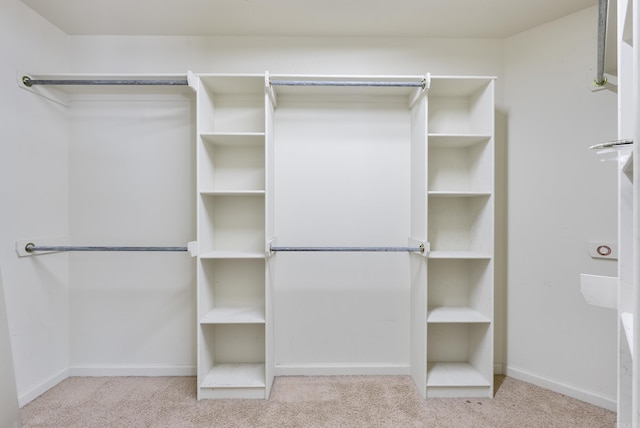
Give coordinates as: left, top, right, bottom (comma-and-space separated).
0, 265, 21, 427
494, 107, 508, 373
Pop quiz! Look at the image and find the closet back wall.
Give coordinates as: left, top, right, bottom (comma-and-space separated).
67, 34, 509, 381
273, 97, 411, 372
68, 95, 196, 374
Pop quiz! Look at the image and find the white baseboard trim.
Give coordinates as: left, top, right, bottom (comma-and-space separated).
19, 364, 196, 406
494, 362, 505, 375
274, 363, 411, 377
505, 365, 616, 411
19, 367, 69, 407
68, 364, 196, 377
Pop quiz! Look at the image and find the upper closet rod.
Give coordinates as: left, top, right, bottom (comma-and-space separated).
270, 79, 426, 88
24, 243, 188, 253
595, 0, 608, 86
21, 76, 189, 87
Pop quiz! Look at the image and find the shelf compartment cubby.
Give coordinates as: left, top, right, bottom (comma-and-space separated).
198, 75, 266, 134
428, 195, 492, 253
428, 135, 492, 193
426, 323, 492, 398
427, 77, 493, 135
199, 258, 265, 324
426, 362, 491, 397
427, 258, 492, 322
199, 324, 266, 399
199, 133, 266, 192
198, 194, 265, 257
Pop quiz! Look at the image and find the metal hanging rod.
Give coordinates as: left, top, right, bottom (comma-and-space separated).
271, 245, 424, 253
22, 76, 189, 87
24, 243, 188, 253
270, 79, 426, 89
589, 139, 634, 149
594, 0, 608, 86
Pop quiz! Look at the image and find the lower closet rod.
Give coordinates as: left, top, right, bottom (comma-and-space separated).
25, 243, 187, 253
271, 246, 423, 253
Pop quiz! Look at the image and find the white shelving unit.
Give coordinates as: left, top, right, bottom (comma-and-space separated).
426, 76, 495, 398
191, 72, 494, 400
19, 70, 494, 401
617, 148, 634, 427
610, 0, 639, 425
191, 73, 273, 399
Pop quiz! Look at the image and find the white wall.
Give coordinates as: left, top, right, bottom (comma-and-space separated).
0, 0, 70, 405
67, 94, 196, 375
272, 98, 412, 371
0, 266, 20, 428
505, 7, 619, 408
68, 36, 504, 78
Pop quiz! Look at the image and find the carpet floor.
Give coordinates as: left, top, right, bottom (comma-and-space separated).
21, 375, 616, 427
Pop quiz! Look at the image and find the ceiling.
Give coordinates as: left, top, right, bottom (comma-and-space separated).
21, 0, 597, 38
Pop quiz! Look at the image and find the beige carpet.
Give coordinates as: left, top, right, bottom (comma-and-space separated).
21, 375, 615, 427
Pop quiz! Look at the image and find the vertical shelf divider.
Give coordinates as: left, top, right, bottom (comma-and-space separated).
409, 78, 429, 399
264, 72, 276, 398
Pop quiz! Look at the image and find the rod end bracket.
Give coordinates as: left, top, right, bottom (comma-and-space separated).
593, 76, 608, 87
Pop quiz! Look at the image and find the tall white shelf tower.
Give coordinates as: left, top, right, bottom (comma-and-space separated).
190, 72, 495, 400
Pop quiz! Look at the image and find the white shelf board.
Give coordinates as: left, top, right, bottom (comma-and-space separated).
428, 191, 492, 198
428, 134, 492, 148
579, 274, 618, 309
427, 307, 491, 323
200, 250, 265, 260
200, 190, 265, 196
201, 132, 265, 146
426, 362, 490, 387
201, 363, 266, 388
428, 251, 492, 260
621, 312, 634, 358
201, 307, 266, 324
